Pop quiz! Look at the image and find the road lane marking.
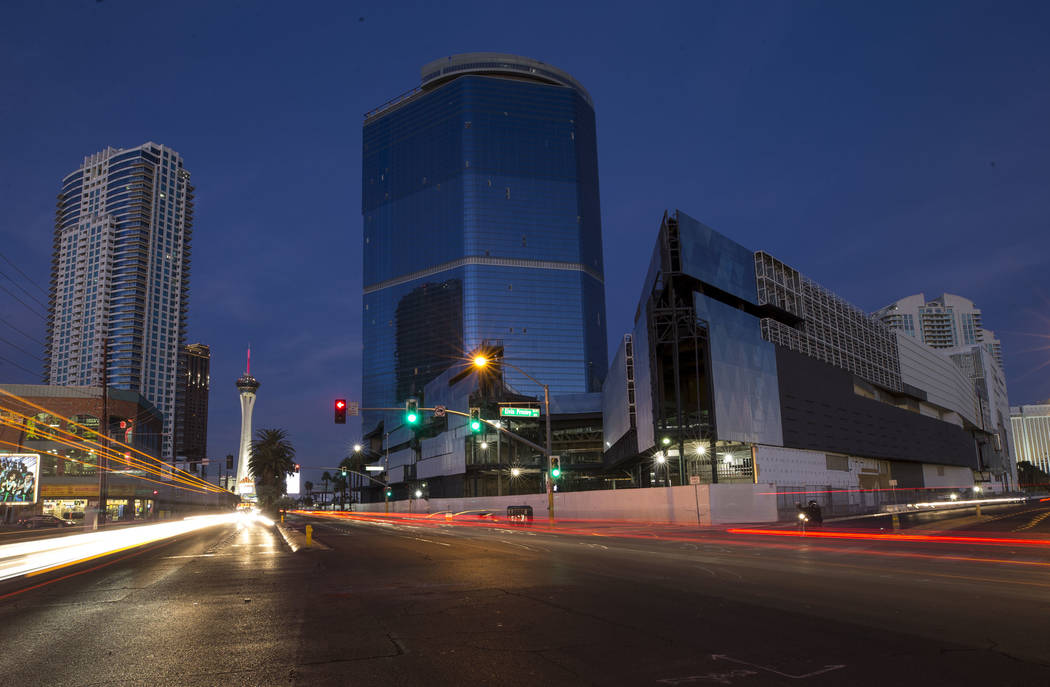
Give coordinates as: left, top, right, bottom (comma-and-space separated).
398, 535, 451, 547
1013, 510, 1050, 532
712, 654, 846, 679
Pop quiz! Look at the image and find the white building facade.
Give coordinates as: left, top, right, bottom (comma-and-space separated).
874, 292, 1002, 367
1011, 404, 1050, 475
46, 143, 193, 461
875, 292, 1014, 483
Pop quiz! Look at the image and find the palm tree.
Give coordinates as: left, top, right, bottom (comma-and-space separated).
339, 455, 361, 507
331, 472, 348, 510
303, 480, 314, 508
321, 471, 332, 509
249, 428, 296, 512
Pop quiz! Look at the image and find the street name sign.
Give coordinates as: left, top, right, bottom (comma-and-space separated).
500, 407, 540, 418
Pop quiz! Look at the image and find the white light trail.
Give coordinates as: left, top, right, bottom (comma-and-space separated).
907, 496, 1026, 509
0, 513, 256, 582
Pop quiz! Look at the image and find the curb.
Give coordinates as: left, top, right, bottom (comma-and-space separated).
275, 522, 330, 552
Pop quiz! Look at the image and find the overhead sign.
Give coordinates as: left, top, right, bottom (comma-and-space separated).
347, 401, 360, 416
500, 407, 540, 418
0, 454, 40, 505
433, 405, 446, 417
285, 470, 300, 495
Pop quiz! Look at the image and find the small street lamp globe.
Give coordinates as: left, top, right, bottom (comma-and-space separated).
511, 467, 521, 477
414, 489, 423, 498
353, 444, 362, 453
480, 442, 488, 450
656, 454, 666, 465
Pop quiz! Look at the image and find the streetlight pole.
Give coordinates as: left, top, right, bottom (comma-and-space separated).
472, 353, 554, 522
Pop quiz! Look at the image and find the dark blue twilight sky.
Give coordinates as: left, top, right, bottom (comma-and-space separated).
1, 1, 1048, 481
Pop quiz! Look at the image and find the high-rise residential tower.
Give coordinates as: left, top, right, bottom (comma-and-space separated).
873, 293, 1002, 367
361, 53, 608, 434
175, 343, 210, 467
875, 292, 1013, 478
46, 142, 193, 461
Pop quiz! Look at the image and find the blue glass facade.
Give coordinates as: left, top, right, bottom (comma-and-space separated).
363, 62, 607, 433
630, 210, 782, 454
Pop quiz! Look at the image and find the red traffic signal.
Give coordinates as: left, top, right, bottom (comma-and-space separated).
335, 399, 347, 424
152, 490, 159, 496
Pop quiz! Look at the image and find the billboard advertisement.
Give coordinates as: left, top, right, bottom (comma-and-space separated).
285, 470, 300, 495
1, 454, 40, 505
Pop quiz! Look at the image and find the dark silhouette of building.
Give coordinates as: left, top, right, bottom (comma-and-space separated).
175, 343, 210, 467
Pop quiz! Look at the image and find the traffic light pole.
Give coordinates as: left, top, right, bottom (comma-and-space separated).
317, 466, 392, 513
350, 406, 554, 518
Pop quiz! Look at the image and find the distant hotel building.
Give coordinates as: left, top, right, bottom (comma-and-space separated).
175, 343, 210, 468
875, 293, 1012, 476
601, 211, 1015, 512
361, 53, 608, 436
874, 293, 1003, 367
45, 142, 193, 461
1011, 404, 1050, 474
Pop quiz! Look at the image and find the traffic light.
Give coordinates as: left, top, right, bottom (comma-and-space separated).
334, 399, 347, 424
152, 489, 159, 496
341, 468, 348, 477
405, 398, 420, 425
226, 454, 234, 470
385, 488, 393, 498
469, 407, 482, 433
549, 456, 561, 479
294, 464, 300, 473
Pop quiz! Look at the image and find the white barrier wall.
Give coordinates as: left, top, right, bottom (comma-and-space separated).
354, 483, 778, 526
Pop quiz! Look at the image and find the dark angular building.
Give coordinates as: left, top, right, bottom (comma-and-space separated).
362, 53, 608, 434
603, 211, 1012, 514
175, 342, 209, 467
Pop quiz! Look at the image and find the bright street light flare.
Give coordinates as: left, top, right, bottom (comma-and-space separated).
473, 356, 488, 368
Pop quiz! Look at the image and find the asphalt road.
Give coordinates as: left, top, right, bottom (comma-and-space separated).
1, 507, 1050, 686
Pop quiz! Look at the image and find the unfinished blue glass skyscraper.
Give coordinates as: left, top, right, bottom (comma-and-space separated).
362, 53, 607, 433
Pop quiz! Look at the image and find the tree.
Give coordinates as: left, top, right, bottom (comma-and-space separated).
339, 455, 362, 508
321, 471, 332, 509
304, 480, 314, 498
1017, 461, 1050, 491
249, 428, 297, 512
331, 472, 348, 510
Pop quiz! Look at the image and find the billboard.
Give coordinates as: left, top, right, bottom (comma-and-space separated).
285, 470, 300, 495
0, 454, 40, 505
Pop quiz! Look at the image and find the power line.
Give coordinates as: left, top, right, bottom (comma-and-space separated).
0, 314, 43, 346
0, 353, 39, 377
0, 335, 42, 362
0, 282, 46, 319
0, 267, 47, 310
0, 250, 48, 296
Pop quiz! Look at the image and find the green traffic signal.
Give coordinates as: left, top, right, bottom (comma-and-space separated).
385, 489, 392, 498
551, 467, 561, 478
405, 398, 420, 425
469, 407, 482, 433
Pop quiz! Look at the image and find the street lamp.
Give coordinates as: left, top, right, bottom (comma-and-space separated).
353, 444, 362, 453
473, 352, 552, 470
511, 467, 521, 477
480, 441, 488, 450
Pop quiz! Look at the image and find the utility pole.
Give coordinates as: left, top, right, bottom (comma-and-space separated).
97, 338, 109, 529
